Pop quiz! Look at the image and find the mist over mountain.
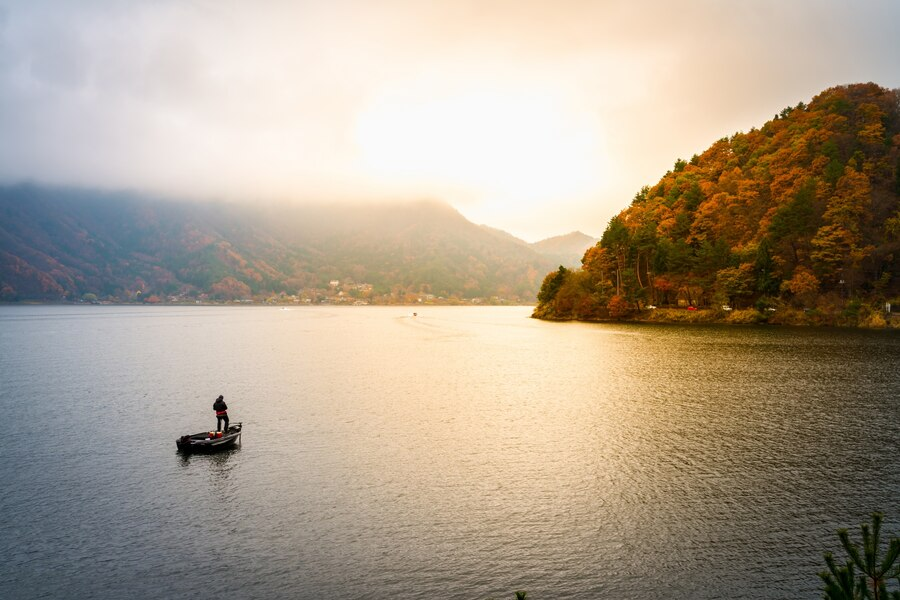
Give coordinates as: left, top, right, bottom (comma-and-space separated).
0, 185, 560, 303
531, 232, 600, 268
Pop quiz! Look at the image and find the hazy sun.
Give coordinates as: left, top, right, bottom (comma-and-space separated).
354, 84, 606, 206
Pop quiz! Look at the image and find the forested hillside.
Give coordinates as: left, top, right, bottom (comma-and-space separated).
0, 186, 556, 303
534, 83, 900, 326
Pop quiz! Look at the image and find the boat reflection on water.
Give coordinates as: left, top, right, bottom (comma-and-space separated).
177, 444, 240, 467
177, 438, 242, 497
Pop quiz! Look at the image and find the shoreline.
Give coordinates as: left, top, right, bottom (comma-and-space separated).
532, 307, 899, 330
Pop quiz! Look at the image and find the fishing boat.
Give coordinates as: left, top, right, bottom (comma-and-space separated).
176, 422, 242, 453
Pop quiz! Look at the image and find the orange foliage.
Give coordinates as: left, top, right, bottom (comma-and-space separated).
535, 83, 900, 320
210, 276, 252, 300
607, 295, 631, 318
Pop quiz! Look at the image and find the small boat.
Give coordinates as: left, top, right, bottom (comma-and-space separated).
176, 422, 242, 453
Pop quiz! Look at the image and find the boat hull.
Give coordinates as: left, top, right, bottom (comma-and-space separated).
176, 423, 242, 453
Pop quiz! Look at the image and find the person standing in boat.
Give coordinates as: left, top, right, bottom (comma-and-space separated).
213, 395, 229, 432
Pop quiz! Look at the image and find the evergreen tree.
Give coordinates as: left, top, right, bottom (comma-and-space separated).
537, 266, 569, 305
600, 216, 630, 295
820, 513, 900, 600
753, 237, 780, 296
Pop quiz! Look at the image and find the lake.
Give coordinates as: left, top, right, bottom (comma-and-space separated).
0, 305, 898, 599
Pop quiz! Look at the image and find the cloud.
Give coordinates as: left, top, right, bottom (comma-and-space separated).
0, 0, 898, 240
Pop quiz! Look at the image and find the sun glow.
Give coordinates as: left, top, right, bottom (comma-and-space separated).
354, 85, 608, 207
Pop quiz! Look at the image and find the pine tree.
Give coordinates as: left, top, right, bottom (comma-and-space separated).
820, 513, 900, 600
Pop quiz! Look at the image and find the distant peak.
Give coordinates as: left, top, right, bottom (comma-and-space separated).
534, 231, 598, 246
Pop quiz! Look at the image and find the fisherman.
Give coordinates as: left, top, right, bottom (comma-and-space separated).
213, 395, 229, 432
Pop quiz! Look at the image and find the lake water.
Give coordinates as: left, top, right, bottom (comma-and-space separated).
1, 305, 898, 600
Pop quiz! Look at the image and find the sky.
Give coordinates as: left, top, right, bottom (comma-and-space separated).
0, 1, 898, 242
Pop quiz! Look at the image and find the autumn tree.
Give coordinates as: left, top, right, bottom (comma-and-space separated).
811, 166, 875, 290
714, 263, 755, 308
780, 266, 820, 307
581, 244, 616, 303
607, 295, 631, 319
581, 244, 614, 282
651, 275, 676, 306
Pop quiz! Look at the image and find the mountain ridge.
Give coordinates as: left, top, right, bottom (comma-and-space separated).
0, 184, 562, 303
531, 231, 600, 268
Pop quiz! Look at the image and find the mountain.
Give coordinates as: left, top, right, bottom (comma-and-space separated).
531, 231, 599, 268
479, 225, 599, 268
535, 82, 900, 326
0, 185, 557, 303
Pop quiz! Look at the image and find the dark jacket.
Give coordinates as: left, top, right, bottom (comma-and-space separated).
213, 398, 228, 416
